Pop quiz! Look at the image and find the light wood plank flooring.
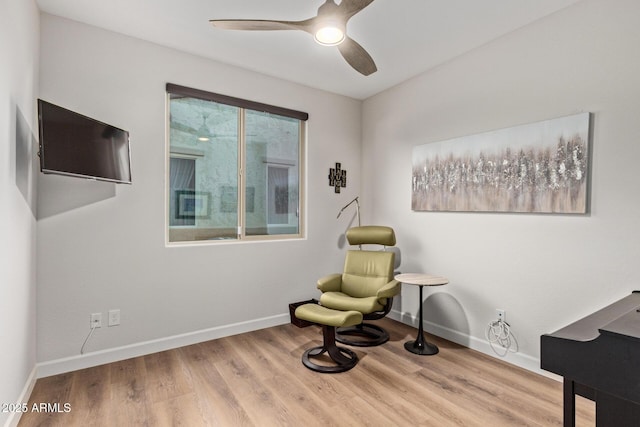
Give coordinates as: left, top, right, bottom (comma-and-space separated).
18, 318, 594, 426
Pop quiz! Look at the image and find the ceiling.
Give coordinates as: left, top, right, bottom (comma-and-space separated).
35, 0, 582, 100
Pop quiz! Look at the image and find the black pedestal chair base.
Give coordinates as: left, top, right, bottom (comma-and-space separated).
336, 322, 389, 347
302, 326, 359, 373
294, 304, 363, 373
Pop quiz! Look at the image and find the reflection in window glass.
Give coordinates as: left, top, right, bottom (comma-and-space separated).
169, 157, 195, 226
245, 110, 300, 236
167, 89, 304, 243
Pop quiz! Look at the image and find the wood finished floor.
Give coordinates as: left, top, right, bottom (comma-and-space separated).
18, 318, 595, 426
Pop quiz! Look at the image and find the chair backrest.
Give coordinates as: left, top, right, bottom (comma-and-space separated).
341, 226, 396, 298
342, 250, 395, 298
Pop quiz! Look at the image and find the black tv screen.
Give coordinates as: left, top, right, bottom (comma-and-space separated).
38, 99, 132, 184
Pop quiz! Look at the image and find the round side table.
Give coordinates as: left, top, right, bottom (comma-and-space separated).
395, 273, 449, 355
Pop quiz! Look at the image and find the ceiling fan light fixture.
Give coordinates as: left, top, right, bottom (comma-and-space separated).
314, 20, 345, 46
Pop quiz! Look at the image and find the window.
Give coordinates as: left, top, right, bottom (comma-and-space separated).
166, 84, 307, 243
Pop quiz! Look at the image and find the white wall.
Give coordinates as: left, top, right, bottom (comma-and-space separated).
36, 0, 640, 380
37, 14, 362, 370
0, 0, 39, 425
363, 0, 640, 372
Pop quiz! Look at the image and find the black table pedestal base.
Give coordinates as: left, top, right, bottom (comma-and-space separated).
404, 338, 439, 355
405, 283, 439, 356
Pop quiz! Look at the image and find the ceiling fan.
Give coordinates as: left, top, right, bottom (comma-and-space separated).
210, 0, 377, 76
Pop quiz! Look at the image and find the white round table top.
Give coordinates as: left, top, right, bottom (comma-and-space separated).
395, 273, 449, 286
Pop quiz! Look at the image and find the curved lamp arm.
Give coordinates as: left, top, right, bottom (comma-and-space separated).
336, 196, 360, 226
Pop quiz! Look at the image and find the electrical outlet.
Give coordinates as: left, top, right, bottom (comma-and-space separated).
496, 309, 506, 322
108, 309, 120, 327
90, 312, 102, 328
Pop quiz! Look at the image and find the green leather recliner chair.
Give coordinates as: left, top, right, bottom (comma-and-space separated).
317, 226, 401, 346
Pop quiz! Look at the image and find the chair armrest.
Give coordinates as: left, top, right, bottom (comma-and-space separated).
317, 273, 342, 292
377, 279, 401, 299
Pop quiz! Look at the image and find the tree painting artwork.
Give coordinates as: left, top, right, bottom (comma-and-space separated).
412, 113, 591, 214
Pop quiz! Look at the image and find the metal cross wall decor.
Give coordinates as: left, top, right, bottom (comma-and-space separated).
329, 162, 347, 193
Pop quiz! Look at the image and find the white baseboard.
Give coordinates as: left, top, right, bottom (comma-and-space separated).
37, 313, 291, 379
36, 309, 560, 383
4, 366, 37, 427
388, 309, 561, 381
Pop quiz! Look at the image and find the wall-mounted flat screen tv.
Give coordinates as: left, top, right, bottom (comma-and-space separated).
38, 99, 132, 184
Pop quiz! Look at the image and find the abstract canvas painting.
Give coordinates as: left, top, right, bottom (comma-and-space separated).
412, 113, 591, 213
